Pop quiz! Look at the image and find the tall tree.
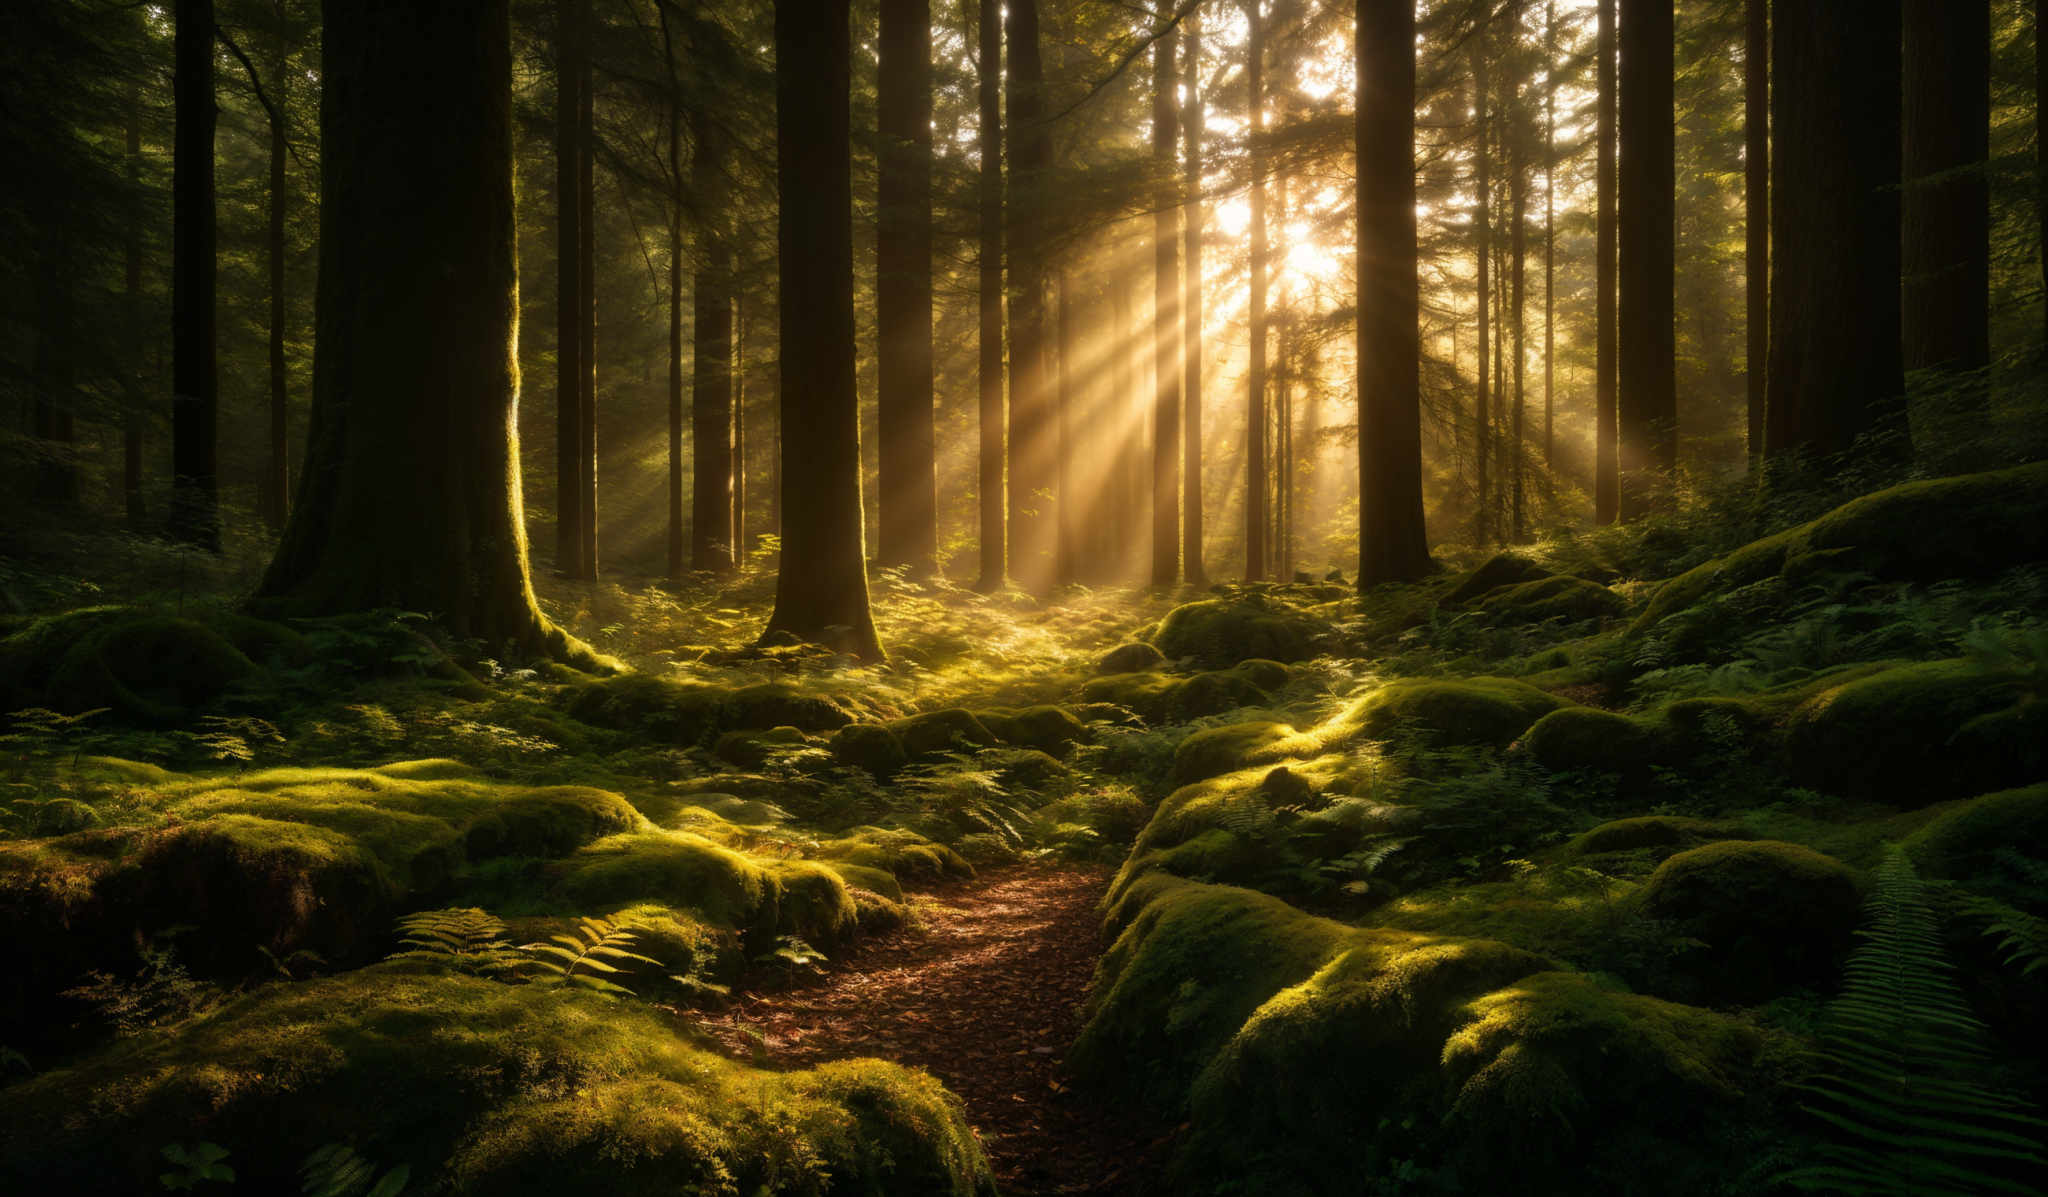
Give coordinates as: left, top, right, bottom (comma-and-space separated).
1594, 0, 1618, 523
555, 0, 586, 575
172, 0, 219, 550
877, 0, 936, 576
1901, 0, 1990, 383
1472, 34, 1492, 544
1151, 19, 1180, 585
1543, 0, 1556, 469
1182, 12, 1206, 585
764, 0, 882, 659
1006, 0, 1052, 589
734, 298, 748, 556
259, 0, 572, 656
661, 2, 684, 578
1743, 0, 1767, 462
1507, 0, 1528, 542
575, 13, 597, 578
123, 82, 145, 526
692, 107, 735, 574
221, 18, 294, 530
1245, 0, 1268, 580
975, 0, 1004, 590
1766, 0, 1905, 460
1616, 0, 1675, 520
31, 228, 77, 508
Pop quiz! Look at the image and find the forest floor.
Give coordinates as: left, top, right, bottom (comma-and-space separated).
698, 864, 1170, 1195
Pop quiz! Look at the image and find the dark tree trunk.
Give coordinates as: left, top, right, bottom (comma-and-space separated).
1595, 0, 1618, 523
734, 297, 747, 557
764, 0, 882, 660
1245, 0, 1267, 580
1544, 0, 1556, 470
1358, 0, 1429, 586
1472, 35, 1492, 544
1006, 0, 1051, 590
661, 4, 684, 578
576, 26, 597, 578
1744, 0, 1767, 463
692, 108, 735, 574
878, 0, 936, 576
1182, 14, 1206, 584
172, 0, 219, 550
1151, 22, 1180, 586
1056, 271, 1075, 583
262, 49, 289, 533
1766, 0, 1905, 460
1617, 0, 1676, 520
2039, 0, 2047, 350
555, 0, 584, 575
31, 236, 78, 509
1901, 0, 1990, 380
259, 0, 571, 656
976, 0, 1004, 590
1508, 0, 1528, 543
124, 84, 146, 526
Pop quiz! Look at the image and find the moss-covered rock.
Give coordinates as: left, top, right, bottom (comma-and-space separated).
1097, 642, 1166, 674
1783, 659, 2046, 804
0, 964, 995, 1195
1080, 665, 1279, 724
461, 786, 644, 860
1149, 595, 1327, 668
813, 827, 973, 884
987, 748, 1077, 798
1522, 706, 1666, 774
827, 722, 909, 777
1638, 840, 1862, 1003
1474, 575, 1627, 625
889, 708, 998, 758
1902, 783, 2048, 908
711, 725, 810, 770
46, 614, 259, 723
1168, 721, 1322, 787
564, 674, 724, 743
552, 832, 858, 951
977, 704, 1090, 756
1443, 551, 1554, 606
1351, 676, 1571, 748
723, 683, 857, 733
1567, 816, 1750, 857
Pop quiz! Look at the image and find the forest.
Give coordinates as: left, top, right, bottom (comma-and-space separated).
1, 0, 2046, 1192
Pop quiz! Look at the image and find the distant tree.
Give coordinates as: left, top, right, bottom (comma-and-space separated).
1595, 0, 1617, 523
172, 0, 219, 550
877, 0, 936, 577
1744, 0, 1766, 462
123, 82, 145, 526
1151, 18, 1180, 586
762, 0, 882, 659
1766, 0, 1905, 461
555, 0, 587, 576
259, 0, 573, 656
1356, 0, 1430, 587
1181, 12, 1207, 585
1507, 0, 1529, 543
1472, 31, 1493, 544
975, 0, 1005, 590
660, 2, 685, 578
1006, 0, 1052, 589
1617, 0, 1676, 520
1543, 0, 1557, 470
1245, 0, 1268, 580
691, 105, 735, 575
1901, 0, 1989, 383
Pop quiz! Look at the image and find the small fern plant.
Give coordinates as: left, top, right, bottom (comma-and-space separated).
300, 1143, 408, 1197
1781, 848, 2047, 1195
389, 908, 515, 976
514, 916, 659, 996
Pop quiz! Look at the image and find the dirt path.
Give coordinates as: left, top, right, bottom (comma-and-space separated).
698, 865, 1167, 1195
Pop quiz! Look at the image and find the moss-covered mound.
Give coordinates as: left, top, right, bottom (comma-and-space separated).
1903, 783, 2048, 909
1080, 661, 1289, 724
0, 606, 271, 723
888, 708, 998, 758
1351, 676, 1571, 747
1522, 706, 1666, 774
827, 722, 909, 777
1149, 595, 1327, 668
1631, 462, 2048, 636
1782, 659, 2046, 804
1473, 575, 1627, 624
1638, 840, 1862, 1003
1442, 551, 1553, 606
1567, 816, 1751, 857
565, 676, 856, 746
978, 704, 1090, 756
0, 963, 995, 1195
1097, 642, 1166, 674
553, 832, 858, 951
1167, 721, 1325, 786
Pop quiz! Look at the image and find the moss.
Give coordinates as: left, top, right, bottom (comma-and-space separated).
814, 828, 972, 883
1167, 721, 1322, 787
1638, 839, 1862, 1003
1783, 658, 2045, 804
711, 725, 810, 770
1902, 783, 2048, 905
1473, 575, 1627, 624
1567, 816, 1749, 857
1442, 551, 1553, 606
1148, 595, 1326, 668
888, 708, 997, 758
823, 861, 905, 903
0, 963, 994, 1194
828, 723, 909, 777
1033, 789, 1151, 851
1521, 707, 1664, 774
463, 786, 644, 860
1632, 462, 2048, 636
564, 674, 725, 743
723, 683, 857, 733
977, 704, 1089, 756
172, 788, 464, 895
987, 748, 1076, 797
552, 832, 859, 952
1098, 642, 1167, 674
1351, 676, 1570, 748
45, 614, 259, 724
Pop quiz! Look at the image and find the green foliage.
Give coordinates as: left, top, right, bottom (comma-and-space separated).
1784, 849, 2047, 1195
183, 716, 286, 770
159, 1142, 234, 1191
299, 1144, 409, 1197
513, 916, 661, 997
390, 908, 512, 974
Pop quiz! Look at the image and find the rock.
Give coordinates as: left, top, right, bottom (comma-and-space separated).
1098, 642, 1167, 674
1443, 552, 1553, 607
1638, 839, 1862, 1003
1149, 596, 1327, 668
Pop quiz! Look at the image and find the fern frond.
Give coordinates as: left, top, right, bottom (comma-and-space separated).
514, 916, 652, 996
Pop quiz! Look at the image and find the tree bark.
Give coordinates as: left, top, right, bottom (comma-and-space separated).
1056, 271, 1075, 583
661, 3, 684, 578
1472, 34, 1492, 544
263, 20, 291, 532
1617, 0, 1676, 520
1508, 0, 1528, 542
1744, 0, 1767, 463
1595, 0, 1618, 523
1358, 0, 1430, 586
576, 22, 598, 578
764, 0, 882, 659
172, 0, 219, 550
258, 0, 571, 656
1766, 0, 1905, 461
1245, 0, 1267, 581
1182, 14, 1206, 584
1006, 0, 1052, 590
878, 0, 936, 576
1151, 20, 1180, 586
555, 0, 584, 575
124, 82, 146, 526
976, 0, 1005, 590
692, 108, 735, 574
1544, 0, 1556, 470
734, 296, 748, 557
1901, 0, 1990, 380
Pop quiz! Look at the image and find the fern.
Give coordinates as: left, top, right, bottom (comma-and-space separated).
514, 916, 659, 996
1957, 895, 2048, 978
300, 1143, 409, 1197
1782, 849, 2048, 1195
389, 908, 513, 974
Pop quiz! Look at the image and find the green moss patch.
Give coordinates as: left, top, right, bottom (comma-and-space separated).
1149, 595, 1328, 668
1783, 658, 2045, 804
1350, 676, 1571, 748
1638, 839, 1862, 1003
888, 708, 997, 758
1473, 575, 1627, 625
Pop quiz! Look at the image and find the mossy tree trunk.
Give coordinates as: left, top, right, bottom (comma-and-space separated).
763, 0, 883, 661
1357, 0, 1431, 588
877, 0, 937, 578
171, 0, 219, 551
1152, 21, 1180, 587
1617, 0, 1676, 520
258, 0, 567, 658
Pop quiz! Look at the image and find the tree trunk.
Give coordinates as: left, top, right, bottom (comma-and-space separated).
576, 25, 598, 578
1766, 0, 1905, 461
1006, 0, 1051, 590
1056, 271, 1075, 583
1901, 0, 1990, 380
1544, 0, 1556, 470
1617, 0, 1676, 520
555, 0, 584, 575
258, 0, 571, 656
1595, 0, 1618, 523
1245, 0, 1267, 581
1472, 34, 1492, 545
172, 0, 219, 550
1152, 21, 1180, 586
1182, 14, 1206, 584
31, 235, 78, 509
661, 4, 683, 578
692, 107, 735, 574
262, 26, 290, 532
1508, 0, 1528, 543
976, 0, 1004, 590
878, 0, 936, 576
734, 297, 748, 557
1358, 0, 1430, 586
124, 83, 146, 527
764, 0, 882, 659
1744, 0, 1767, 463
